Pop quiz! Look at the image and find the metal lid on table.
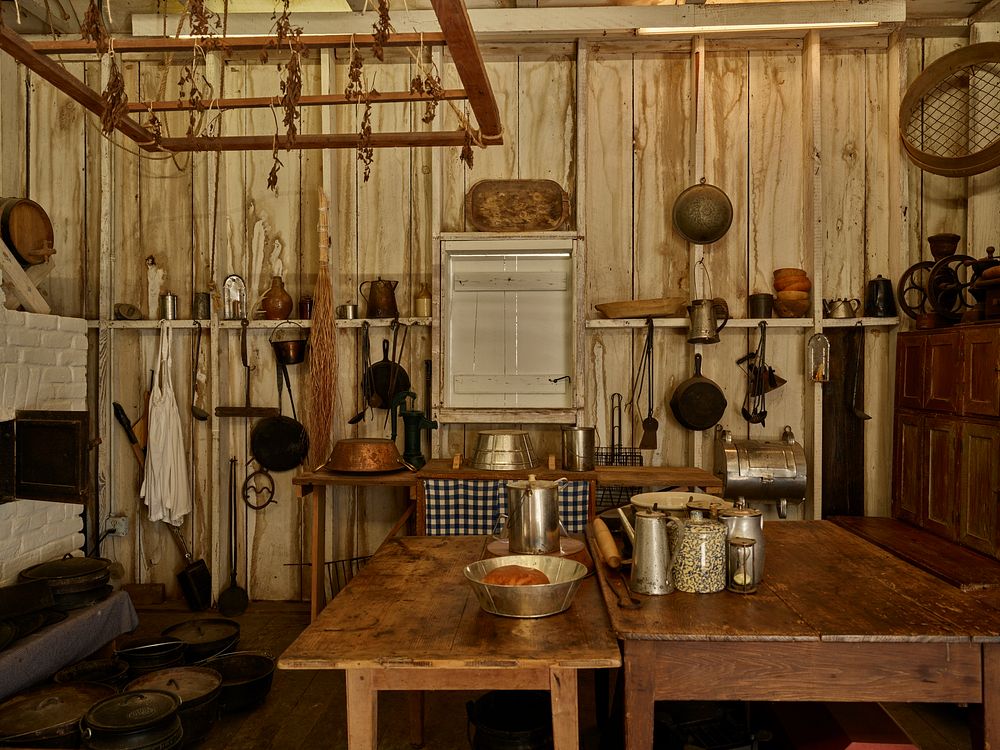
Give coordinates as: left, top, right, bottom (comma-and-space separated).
84, 690, 180, 733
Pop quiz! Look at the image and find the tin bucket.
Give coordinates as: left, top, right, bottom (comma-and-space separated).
561, 427, 595, 472
504, 477, 566, 554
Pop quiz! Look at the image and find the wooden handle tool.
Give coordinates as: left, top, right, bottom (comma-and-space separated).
592, 517, 621, 569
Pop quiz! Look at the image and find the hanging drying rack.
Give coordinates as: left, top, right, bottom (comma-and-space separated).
0, 0, 503, 153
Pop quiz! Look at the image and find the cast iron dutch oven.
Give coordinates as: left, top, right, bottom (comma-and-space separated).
114, 636, 186, 677
669, 353, 728, 431
19, 555, 111, 594
202, 651, 275, 713
80, 689, 183, 750
0, 682, 116, 748
161, 618, 240, 664
55, 659, 131, 689
125, 667, 222, 746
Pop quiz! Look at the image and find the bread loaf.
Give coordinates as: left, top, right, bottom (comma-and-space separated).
482, 565, 550, 586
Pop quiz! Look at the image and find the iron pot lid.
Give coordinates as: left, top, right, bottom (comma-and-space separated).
0, 682, 116, 741
125, 667, 223, 705
672, 180, 734, 245
19, 555, 110, 581
84, 689, 180, 733
161, 617, 240, 646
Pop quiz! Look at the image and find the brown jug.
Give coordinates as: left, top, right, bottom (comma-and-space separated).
261, 276, 293, 320
359, 277, 399, 319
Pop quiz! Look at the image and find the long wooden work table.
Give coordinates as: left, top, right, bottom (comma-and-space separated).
278, 535, 621, 750
590, 520, 1000, 750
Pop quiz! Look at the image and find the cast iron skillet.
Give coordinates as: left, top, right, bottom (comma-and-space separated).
250, 362, 308, 472
670, 353, 727, 431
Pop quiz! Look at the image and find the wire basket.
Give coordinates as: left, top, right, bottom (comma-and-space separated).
325, 555, 372, 598
594, 446, 643, 511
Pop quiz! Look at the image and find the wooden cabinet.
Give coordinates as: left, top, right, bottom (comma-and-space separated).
893, 323, 1000, 557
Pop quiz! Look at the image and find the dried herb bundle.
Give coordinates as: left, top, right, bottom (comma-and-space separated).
186, 0, 220, 38
460, 127, 475, 169
267, 149, 283, 192
81, 0, 109, 54
358, 99, 374, 181
371, 0, 392, 61
177, 57, 211, 137
264, 0, 305, 191
345, 47, 364, 101
100, 56, 129, 136
421, 71, 444, 124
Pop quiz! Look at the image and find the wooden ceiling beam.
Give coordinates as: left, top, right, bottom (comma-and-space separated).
155, 130, 470, 152
430, 0, 503, 143
0, 25, 158, 150
127, 88, 468, 113
29, 32, 447, 55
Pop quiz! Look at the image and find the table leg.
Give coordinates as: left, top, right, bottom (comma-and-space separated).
623, 640, 655, 750
346, 668, 377, 750
983, 643, 999, 750
407, 691, 425, 747
550, 666, 579, 750
310, 486, 327, 621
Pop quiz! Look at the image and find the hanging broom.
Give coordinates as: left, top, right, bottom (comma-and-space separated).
309, 188, 335, 469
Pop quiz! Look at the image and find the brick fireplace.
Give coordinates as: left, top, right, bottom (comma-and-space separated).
0, 306, 89, 585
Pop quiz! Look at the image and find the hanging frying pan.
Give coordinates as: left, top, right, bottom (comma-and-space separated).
672, 180, 733, 245
250, 361, 308, 472
669, 353, 727, 431
363, 335, 411, 409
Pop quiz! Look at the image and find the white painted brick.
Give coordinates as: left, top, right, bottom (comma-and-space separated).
21, 348, 58, 367
21, 312, 58, 330
46, 382, 86, 403
0, 516, 11, 538
1, 312, 25, 328
70, 336, 89, 351
7, 329, 39, 348
42, 331, 76, 350
37, 400, 74, 412
26, 510, 46, 531
57, 317, 87, 335
11, 514, 30, 536
40, 368, 69, 384
57, 349, 87, 369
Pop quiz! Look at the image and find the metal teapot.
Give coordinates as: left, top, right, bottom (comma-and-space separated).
823, 297, 861, 319
616, 506, 677, 595
359, 277, 399, 319
863, 275, 898, 317
687, 298, 730, 344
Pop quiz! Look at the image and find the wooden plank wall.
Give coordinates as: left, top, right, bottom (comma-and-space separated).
1, 29, 987, 600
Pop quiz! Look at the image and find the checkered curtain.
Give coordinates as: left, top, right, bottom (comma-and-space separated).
423, 479, 590, 535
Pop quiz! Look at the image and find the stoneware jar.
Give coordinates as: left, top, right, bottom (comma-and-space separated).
261, 276, 293, 320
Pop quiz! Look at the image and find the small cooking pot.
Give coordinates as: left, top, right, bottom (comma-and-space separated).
125, 667, 222, 746
54, 659, 130, 689
161, 618, 240, 664
670, 353, 727, 431
269, 322, 308, 366
672, 180, 733, 245
114, 636, 187, 677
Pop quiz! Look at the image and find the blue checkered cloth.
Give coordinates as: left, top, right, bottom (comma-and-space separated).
423, 479, 590, 536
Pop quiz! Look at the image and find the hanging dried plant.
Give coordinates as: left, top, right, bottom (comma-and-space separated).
421, 71, 444, 124
358, 98, 374, 182
278, 50, 303, 144
267, 149, 283, 192
177, 53, 212, 138
345, 47, 364, 101
146, 111, 163, 141
460, 127, 475, 170
371, 0, 392, 62
409, 73, 424, 96
186, 0, 220, 38
100, 55, 129, 136
81, 0, 109, 55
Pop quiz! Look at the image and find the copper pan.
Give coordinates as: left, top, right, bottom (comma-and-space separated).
321, 438, 406, 473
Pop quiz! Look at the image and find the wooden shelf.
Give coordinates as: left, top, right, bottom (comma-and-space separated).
822, 316, 900, 327
90, 319, 315, 329
335, 317, 431, 328
585, 316, 900, 330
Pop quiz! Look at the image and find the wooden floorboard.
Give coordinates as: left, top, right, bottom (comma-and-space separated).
829, 516, 1000, 591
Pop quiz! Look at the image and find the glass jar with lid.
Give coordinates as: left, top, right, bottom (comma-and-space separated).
672, 510, 727, 594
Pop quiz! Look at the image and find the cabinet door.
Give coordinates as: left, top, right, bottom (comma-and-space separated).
895, 334, 926, 411
923, 416, 960, 540
961, 325, 1000, 418
892, 411, 923, 524
925, 331, 962, 413
959, 421, 1000, 557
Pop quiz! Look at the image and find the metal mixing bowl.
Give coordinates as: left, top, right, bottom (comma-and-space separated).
463, 555, 588, 618
469, 430, 538, 470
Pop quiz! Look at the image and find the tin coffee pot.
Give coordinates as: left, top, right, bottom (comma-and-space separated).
616, 506, 677, 595
863, 275, 898, 317
823, 297, 861, 318
359, 277, 399, 319
501, 475, 567, 554
687, 298, 730, 344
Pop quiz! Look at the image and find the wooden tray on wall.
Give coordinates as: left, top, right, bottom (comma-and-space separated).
594, 298, 687, 319
465, 179, 570, 232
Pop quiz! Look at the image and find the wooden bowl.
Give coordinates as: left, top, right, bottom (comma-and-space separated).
773, 277, 812, 293
773, 267, 807, 280
774, 298, 811, 318
776, 290, 810, 301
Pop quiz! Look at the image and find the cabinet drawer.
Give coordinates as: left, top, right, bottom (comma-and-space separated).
959, 421, 1000, 556
895, 334, 926, 411
925, 332, 962, 413
923, 415, 960, 540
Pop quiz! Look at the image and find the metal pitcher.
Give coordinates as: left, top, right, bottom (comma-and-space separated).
822, 298, 861, 318
687, 298, 729, 344
359, 277, 399, 319
502, 476, 567, 554
616, 506, 676, 595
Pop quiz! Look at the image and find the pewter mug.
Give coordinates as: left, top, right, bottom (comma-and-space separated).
687, 298, 730, 344
718, 507, 765, 586
617, 506, 676, 595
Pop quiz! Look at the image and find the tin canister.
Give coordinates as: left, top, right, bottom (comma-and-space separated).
193, 292, 211, 320
159, 292, 178, 320
504, 477, 566, 554
561, 427, 595, 472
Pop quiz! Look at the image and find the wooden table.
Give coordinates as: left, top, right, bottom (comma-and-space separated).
295, 463, 720, 620
278, 535, 622, 750
590, 520, 1000, 750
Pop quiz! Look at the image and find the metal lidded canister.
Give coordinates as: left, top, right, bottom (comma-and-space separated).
159, 291, 178, 320
561, 426, 595, 472
193, 292, 211, 320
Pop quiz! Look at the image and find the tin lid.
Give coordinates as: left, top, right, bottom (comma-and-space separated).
506, 474, 564, 490
19, 555, 110, 581
0, 683, 116, 741
719, 507, 762, 518
162, 617, 240, 646
84, 690, 180, 733
125, 667, 222, 705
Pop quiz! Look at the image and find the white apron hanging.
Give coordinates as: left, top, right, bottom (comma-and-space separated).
141, 321, 192, 525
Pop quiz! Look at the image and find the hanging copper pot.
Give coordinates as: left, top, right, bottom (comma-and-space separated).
672, 179, 734, 245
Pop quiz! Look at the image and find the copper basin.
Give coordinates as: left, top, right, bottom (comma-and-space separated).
321, 438, 405, 473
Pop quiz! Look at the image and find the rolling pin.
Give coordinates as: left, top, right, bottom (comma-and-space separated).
592, 517, 621, 569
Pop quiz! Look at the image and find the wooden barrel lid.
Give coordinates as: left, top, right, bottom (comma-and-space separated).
0, 197, 55, 266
